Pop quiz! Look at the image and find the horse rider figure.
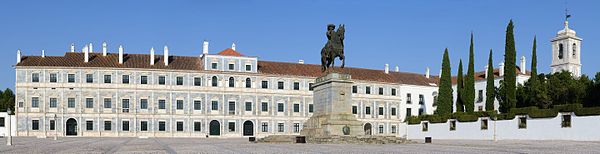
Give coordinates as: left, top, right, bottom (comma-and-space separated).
321, 24, 345, 72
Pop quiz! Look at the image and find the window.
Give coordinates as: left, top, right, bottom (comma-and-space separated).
573, 43, 577, 57
407, 93, 412, 104
518, 117, 527, 129
86, 120, 93, 131
122, 121, 129, 131
391, 108, 397, 116
176, 77, 183, 85
158, 100, 166, 109
309, 83, 314, 91
32, 73, 40, 82
211, 62, 218, 69
228, 63, 235, 70
245, 78, 251, 88
49, 98, 57, 108
365, 86, 371, 94
352, 106, 357, 114
177, 121, 183, 132
481, 119, 488, 130
406, 108, 412, 117
211, 101, 219, 110
122, 99, 129, 113
558, 43, 564, 59
176, 100, 183, 110
32, 120, 39, 130
365, 106, 371, 115
68, 98, 75, 108
293, 123, 300, 133
562, 114, 572, 128
422, 122, 429, 132
391, 88, 397, 96
140, 76, 148, 84
261, 102, 268, 112
245, 102, 252, 111
352, 86, 357, 93
211, 76, 218, 87
293, 82, 300, 90
194, 77, 202, 86
50, 120, 55, 130
419, 108, 424, 116
104, 75, 111, 83
277, 81, 284, 90
478, 106, 483, 111
228, 101, 235, 114
86, 74, 93, 83
391, 125, 397, 134
68, 74, 75, 83
140, 99, 148, 109
31, 97, 39, 108
104, 98, 112, 108
449, 120, 456, 131
378, 87, 384, 95
194, 101, 202, 110
261, 122, 268, 132
245, 64, 252, 71
277, 123, 284, 132
261, 81, 268, 89
122, 75, 129, 84
194, 122, 201, 132
228, 77, 235, 87
419, 94, 424, 105
50, 73, 57, 83
159, 121, 166, 131
158, 76, 166, 85
86, 98, 93, 108
0, 117, 4, 127
141, 121, 148, 131
277, 103, 284, 112
477, 90, 483, 103
19, 102, 23, 108
228, 122, 235, 132
293, 104, 300, 113
377, 125, 384, 134
308, 104, 313, 113
378, 107, 384, 115
105, 121, 112, 131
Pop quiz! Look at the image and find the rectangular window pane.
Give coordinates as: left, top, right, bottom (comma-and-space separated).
177, 100, 183, 110
245, 65, 251, 71
419, 94, 424, 105
140, 99, 148, 109
406, 108, 412, 117
122, 99, 129, 113
293, 104, 299, 112
50, 120, 55, 130
392, 89, 397, 96
49, 98, 57, 108
32, 73, 39, 82
104, 75, 111, 83
211, 63, 218, 69
391, 108, 397, 116
366, 106, 371, 115
194, 122, 201, 132
50, 73, 57, 83
194, 101, 202, 110
228, 64, 235, 70
177, 121, 183, 131
407, 93, 412, 104
104, 121, 112, 131
194, 77, 202, 86
245, 102, 252, 111
68, 74, 75, 83
122, 75, 129, 84
159, 100, 165, 109
86, 121, 93, 130
277, 103, 284, 112
366, 86, 371, 94
68, 98, 75, 108
159, 121, 166, 131
309, 83, 314, 91
140, 76, 148, 84
352, 106, 358, 114
309, 104, 313, 113
86, 74, 93, 83
0, 117, 4, 127
212, 101, 219, 110
277, 81, 284, 90
278, 123, 284, 132
122, 121, 129, 131
378, 107, 384, 115
159, 76, 166, 85
176, 77, 183, 85
141, 121, 148, 131
86, 98, 94, 108
293, 82, 300, 90
293, 123, 300, 133
379, 87, 384, 95
352, 86, 357, 93
104, 98, 112, 108
32, 120, 39, 130
262, 122, 268, 132
262, 102, 268, 112
261, 81, 268, 89
228, 101, 235, 114
228, 122, 235, 132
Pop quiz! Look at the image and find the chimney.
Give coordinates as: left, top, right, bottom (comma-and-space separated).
102, 42, 107, 56
231, 42, 236, 50
118, 45, 123, 64
150, 47, 155, 65
520, 56, 526, 74
499, 62, 505, 77
89, 43, 93, 53
203, 40, 209, 55
70, 43, 75, 52
41, 50, 45, 58
16, 49, 21, 63
426, 67, 430, 78
384, 64, 389, 74
395, 65, 399, 72
163, 45, 169, 66
82, 45, 88, 53
485, 65, 489, 78
439, 69, 442, 76
84, 46, 89, 63
298, 60, 304, 64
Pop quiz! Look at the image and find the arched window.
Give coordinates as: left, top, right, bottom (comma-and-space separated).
245, 78, 251, 88
572, 43, 577, 58
558, 43, 564, 59
228, 77, 235, 87
212, 76, 218, 87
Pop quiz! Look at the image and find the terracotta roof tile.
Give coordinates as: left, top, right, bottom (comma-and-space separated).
217, 48, 243, 56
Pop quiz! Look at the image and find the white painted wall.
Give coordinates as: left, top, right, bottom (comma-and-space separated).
0, 112, 17, 137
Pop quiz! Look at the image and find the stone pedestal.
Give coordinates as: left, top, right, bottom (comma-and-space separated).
300, 73, 363, 138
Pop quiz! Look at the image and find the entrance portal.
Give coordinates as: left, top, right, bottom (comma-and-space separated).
364, 123, 372, 135
66, 118, 78, 136
243, 120, 254, 136
209, 120, 220, 136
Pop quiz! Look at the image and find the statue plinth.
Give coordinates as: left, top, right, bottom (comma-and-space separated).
301, 73, 364, 138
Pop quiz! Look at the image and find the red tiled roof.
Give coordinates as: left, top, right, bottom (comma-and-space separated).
217, 48, 243, 56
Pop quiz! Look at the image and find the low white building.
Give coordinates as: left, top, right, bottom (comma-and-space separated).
0, 112, 17, 137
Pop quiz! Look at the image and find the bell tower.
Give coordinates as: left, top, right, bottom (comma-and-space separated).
551, 19, 582, 77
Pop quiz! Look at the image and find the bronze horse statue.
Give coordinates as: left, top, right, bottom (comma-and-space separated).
321, 24, 345, 72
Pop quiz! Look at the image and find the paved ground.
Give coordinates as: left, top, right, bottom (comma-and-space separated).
0, 137, 598, 153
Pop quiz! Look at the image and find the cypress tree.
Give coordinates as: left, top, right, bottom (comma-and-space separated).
456, 60, 465, 112
501, 20, 517, 113
531, 36, 537, 82
485, 49, 495, 111
436, 48, 454, 114
465, 33, 475, 112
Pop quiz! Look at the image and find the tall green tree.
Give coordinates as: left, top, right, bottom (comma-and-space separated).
456, 59, 465, 112
435, 48, 454, 114
464, 33, 475, 112
584, 72, 600, 107
0, 88, 15, 113
501, 20, 517, 113
530, 36, 538, 82
485, 49, 496, 111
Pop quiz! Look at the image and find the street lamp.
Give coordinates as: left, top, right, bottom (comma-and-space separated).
6, 108, 12, 146
54, 114, 58, 140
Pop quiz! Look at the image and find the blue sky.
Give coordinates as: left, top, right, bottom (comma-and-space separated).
1, 0, 598, 90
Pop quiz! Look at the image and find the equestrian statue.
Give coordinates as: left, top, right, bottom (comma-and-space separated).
321, 24, 345, 72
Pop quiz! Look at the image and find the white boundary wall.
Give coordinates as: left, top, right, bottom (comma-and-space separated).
406, 113, 600, 141
0, 112, 17, 137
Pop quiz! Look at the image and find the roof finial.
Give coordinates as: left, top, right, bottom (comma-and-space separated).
231, 42, 236, 51
70, 43, 75, 52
